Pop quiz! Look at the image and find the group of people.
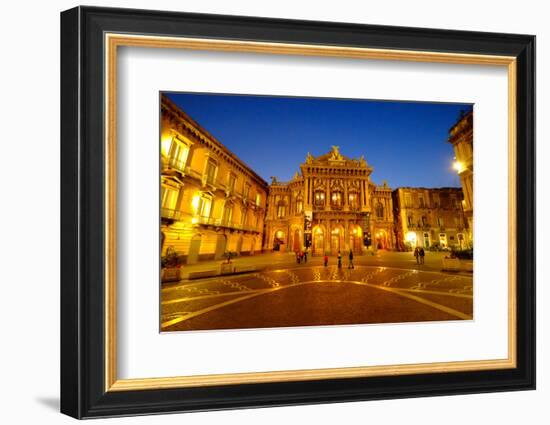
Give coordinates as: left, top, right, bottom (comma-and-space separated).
323, 250, 354, 269
413, 246, 426, 264
295, 249, 308, 264
295, 249, 355, 269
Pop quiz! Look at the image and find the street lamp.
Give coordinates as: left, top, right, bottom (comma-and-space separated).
453, 160, 464, 173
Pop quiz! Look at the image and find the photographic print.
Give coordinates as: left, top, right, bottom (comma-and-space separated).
160, 93, 474, 332
61, 8, 535, 417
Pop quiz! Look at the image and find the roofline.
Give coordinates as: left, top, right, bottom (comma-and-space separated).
161, 94, 268, 188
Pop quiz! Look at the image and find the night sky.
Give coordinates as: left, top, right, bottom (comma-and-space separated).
164, 92, 472, 188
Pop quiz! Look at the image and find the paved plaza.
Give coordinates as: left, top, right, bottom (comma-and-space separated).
161, 251, 473, 332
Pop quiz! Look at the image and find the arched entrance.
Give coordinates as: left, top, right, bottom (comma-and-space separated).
312, 226, 325, 255
187, 234, 202, 264
236, 235, 243, 254
273, 229, 285, 251
330, 225, 344, 254
374, 229, 389, 249
214, 234, 227, 260
349, 225, 363, 254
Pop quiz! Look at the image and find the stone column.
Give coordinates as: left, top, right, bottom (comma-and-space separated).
344, 219, 350, 251
344, 180, 349, 211
325, 219, 331, 254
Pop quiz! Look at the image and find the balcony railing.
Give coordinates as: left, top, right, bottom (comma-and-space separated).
161, 208, 181, 220
196, 216, 260, 233
164, 156, 187, 173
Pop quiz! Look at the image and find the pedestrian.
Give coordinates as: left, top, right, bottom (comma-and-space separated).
337, 250, 342, 268
419, 247, 425, 264
324, 254, 329, 267
303, 249, 308, 263
414, 246, 420, 264
296, 251, 301, 264
348, 249, 354, 269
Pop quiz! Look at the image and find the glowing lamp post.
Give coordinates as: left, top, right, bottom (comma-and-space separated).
406, 231, 417, 249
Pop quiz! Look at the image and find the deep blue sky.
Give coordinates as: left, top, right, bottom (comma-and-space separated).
165, 92, 472, 188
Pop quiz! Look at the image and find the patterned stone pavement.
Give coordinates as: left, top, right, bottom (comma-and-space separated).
161, 265, 473, 332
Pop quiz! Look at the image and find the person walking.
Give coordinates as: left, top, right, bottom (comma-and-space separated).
419, 247, 425, 264
296, 251, 301, 264
414, 246, 420, 264
337, 250, 342, 268
348, 249, 354, 269
303, 249, 308, 263
324, 254, 329, 267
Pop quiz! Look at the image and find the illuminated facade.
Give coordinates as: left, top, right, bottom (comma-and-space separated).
449, 111, 473, 241
393, 187, 470, 251
264, 147, 396, 255
160, 96, 471, 263
160, 95, 268, 263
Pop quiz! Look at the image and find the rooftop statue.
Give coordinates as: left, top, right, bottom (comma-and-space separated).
359, 155, 367, 167
305, 152, 314, 164
330, 145, 344, 161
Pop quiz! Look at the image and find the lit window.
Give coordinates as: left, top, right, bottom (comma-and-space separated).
223, 203, 233, 224
255, 193, 261, 207
168, 138, 190, 170
277, 202, 286, 218
296, 197, 303, 213
405, 193, 412, 208
348, 192, 359, 209
205, 160, 217, 185
161, 187, 178, 210
331, 191, 342, 207
197, 196, 212, 218
315, 191, 325, 206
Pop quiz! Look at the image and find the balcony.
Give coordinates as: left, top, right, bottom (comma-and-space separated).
163, 156, 187, 173
161, 208, 181, 221
330, 204, 343, 211
195, 216, 260, 234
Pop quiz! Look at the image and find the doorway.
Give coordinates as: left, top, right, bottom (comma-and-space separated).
187, 234, 202, 264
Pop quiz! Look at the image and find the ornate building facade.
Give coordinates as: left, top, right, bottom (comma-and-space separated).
264, 147, 396, 255
160, 97, 472, 263
160, 95, 268, 263
449, 110, 473, 241
393, 187, 471, 251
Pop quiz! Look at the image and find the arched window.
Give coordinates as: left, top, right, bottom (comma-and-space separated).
376, 202, 384, 218
331, 190, 343, 208
314, 191, 325, 207
295, 196, 303, 214
277, 200, 286, 218
222, 202, 233, 225
348, 191, 359, 210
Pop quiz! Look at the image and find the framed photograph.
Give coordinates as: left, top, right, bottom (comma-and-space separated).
60, 6, 535, 419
